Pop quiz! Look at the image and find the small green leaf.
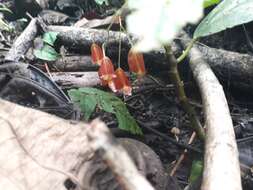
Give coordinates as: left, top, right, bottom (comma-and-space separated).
43, 32, 59, 46
115, 105, 142, 135
194, 0, 253, 38
94, 0, 109, 5
80, 95, 97, 120
189, 160, 203, 183
34, 45, 60, 61
68, 87, 142, 135
203, 0, 220, 8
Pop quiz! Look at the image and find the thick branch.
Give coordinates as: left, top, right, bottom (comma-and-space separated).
180, 33, 242, 190
47, 26, 253, 93
51, 72, 100, 89
53, 55, 98, 72
5, 18, 38, 61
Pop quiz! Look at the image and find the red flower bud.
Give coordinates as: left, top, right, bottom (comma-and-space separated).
128, 49, 146, 77
98, 57, 117, 92
91, 43, 103, 65
113, 68, 132, 96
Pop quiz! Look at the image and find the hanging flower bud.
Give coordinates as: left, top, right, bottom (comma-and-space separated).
113, 68, 132, 96
98, 57, 117, 92
91, 43, 103, 65
128, 49, 146, 77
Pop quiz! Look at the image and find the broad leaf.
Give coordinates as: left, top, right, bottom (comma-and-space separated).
68, 88, 142, 135
43, 32, 59, 46
203, 0, 220, 8
34, 45, 60, 61
80, 95, 97, 120
194, 0, 253, 38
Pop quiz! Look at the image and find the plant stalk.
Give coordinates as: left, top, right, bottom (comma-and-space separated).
164, 45, 205, 141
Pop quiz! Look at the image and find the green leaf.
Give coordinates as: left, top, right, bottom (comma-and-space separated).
114, 105, 142, 135
80, 95, 97, 120
68, 89, 83, 102
194, 0, 253, 38
34, 45, 60, 61
94, 0, 109, 5
189, 160, 203, 183
68, 87, 142, 135
100, 98, 115, 113
203, 0, 220, 8
43, 32, 59, 46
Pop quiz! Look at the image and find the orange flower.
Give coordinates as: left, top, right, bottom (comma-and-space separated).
91, 43, 103, 65
113, 68, 132, 96
128, 49, 146, 77
98, 57, 117, 92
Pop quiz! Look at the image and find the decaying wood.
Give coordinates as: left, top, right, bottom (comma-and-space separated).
5, 18, 38, 61
74, 15, 115, 28
51, 72, 100, 89
0, 99, 154, 190
48, 25, 131, 50
180, 33, 242, 190
53, 55, 98, 72
195, 44, 253, 92
47, 26, 253, 92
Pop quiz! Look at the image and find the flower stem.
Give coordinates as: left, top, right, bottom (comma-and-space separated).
177, 38, 197, 63
164, 44, 205, 141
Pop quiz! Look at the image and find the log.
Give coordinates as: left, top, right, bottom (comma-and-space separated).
47, 26, 253, 93
53, 55, 98, 72
51, 72, 100, 89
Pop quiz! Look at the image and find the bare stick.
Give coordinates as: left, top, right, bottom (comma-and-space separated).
5, 18, 38, 61
51, 72, 100, 89
88, 120, 155, 190
180, 32, 242, 190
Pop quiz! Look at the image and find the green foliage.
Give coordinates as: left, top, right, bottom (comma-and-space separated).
34, 32, 60, 61
189, 160, 203, 183
43, 32, 59, 46
203, 0, 220, 8
94, 0, 109, 5
68, 87, 143, 135
194, 0, 253, 38
34, 45, 60, 61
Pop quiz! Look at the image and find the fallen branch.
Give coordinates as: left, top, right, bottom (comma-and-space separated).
0, 99, 154, 190
180, 32, 242, 190
5, 18, 38, 61
53, 55, 98, 72
51, 72, 100, 89
47, 26, 253, 93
